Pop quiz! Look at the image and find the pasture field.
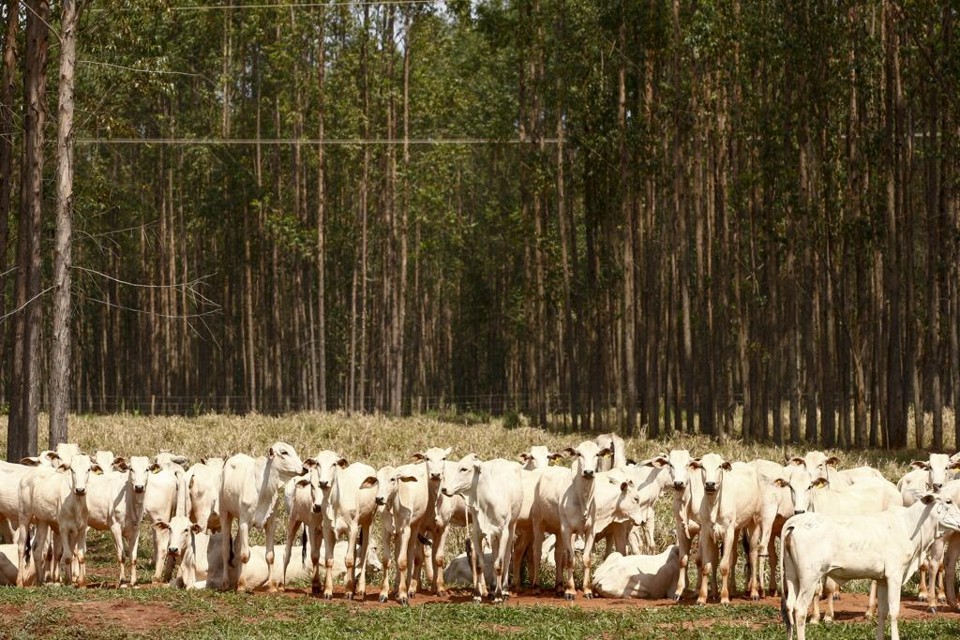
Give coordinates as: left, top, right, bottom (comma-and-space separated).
1, 411, 959, 639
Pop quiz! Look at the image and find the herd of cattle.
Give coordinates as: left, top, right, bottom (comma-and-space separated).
3, 435, 960, 640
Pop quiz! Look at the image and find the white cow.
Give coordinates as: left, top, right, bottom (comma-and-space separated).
595, 433, 627, 471
376, 463, 431, 604
781, 493, 960, 640
218, 441, 303, 591
0, 543, 23, 585
144, 454, 187, 582
0, 454, 61, 541
429, 459, 468, 597
184, 457, 225, 532
529, 465, 573, 594
17, 454, 100, 587
558, 465, 646, 600
306, 451, 379, 600
411, 446, 451, 594
518, 445, 561, 471
789, 451, 884, 488
592, 546, 681, 599
691, 453, 763, 604
650, 449, 707, 600
440, 454, 524, 602
84, 455, 151, 586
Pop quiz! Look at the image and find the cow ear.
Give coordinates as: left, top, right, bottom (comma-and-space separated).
112, 456, 129, 471
688, 459, 702, 470
910, 460, 930, 470
788, 457, 805, 467
773, 478, 789, 488
295, 476, 311, 487
949, 460, 960, 470
92, 464, 105, 475
720, 461, 733, 472
649, 456, 669, 468
191, 523, 203, 535
627, 458, 639, 466
303, 458, 318, 470
547, 452, 565, 462
619, 480, 630, 492
268, 447, 276, 459
19, 456, 42, 466
411, 452, 426, 462
811, 477, 829, 489
397, 473, 418, 483
470, 455, 482, 471
337, 457, 349, 468
920, 492, 937, 505
153, 521, 171, 532
563, 447, 577, 458
599, 447, 612, 458
360, 476, 378, 489
824, 456, 841, 467
149, 463, 162, 473
443, 447, 452, 458
518, 453, 531, 463
172, 455, 189, 467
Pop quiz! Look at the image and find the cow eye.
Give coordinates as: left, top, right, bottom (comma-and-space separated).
459, 467, 468, 473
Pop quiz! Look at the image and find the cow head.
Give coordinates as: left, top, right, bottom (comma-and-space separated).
375, 464, 419, 508
267, 442, 304, 481
114, 455, 152, 494
773, 464, 815, 514
155, 515, 201, 561
910, 454, 960, 493
441, 454, 482, 497
60, 454, 101, 497
564, 440, 610, 480
651, 449, 694, 493
412, 447, 452, 483
519, 445, 555, 471
689, 453, 731, 495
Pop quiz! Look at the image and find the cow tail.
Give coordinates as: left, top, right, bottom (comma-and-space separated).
780, 524, 794, 635
301, 526, 308, 566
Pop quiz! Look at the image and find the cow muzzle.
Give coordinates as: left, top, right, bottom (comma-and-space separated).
581, 470, 595, 479
312, 504, 323, 514
375, 497, 385, 506
74, 487, 87, 496
672, 481, 686, 491
704, 482, 717, 493
134, 485, 145, 493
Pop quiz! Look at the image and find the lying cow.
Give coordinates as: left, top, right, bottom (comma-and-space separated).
592, 546, 681, 599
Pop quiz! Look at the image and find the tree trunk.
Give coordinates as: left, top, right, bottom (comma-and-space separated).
50, 0, 80, 447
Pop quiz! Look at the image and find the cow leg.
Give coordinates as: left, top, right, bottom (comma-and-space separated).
581, 530, 597, 599
59, 526, 74, 587
875, 579, 891, 640
697, 532, 718, 605
74, 527, 88, 588
263, 516, 278, 592
377, 526, 392, 603
343, 522, 359, 599
945, 535, 960, 609
469, 521, 487, 603
395, 526, 412, 605
235, 521, 251, 591
561, 525, 578, 600
355, 522, 371, 600
281, 518, 300, 591
865, 580, 878, 619
125, 522, 142, 587
322, 521, 336, 599
675, 522, 691, 601
529, 521, 545, 594
311, 522, 324, 596
16, 522, 30, 588
717, 528, 738, 604
433, 524, 450, 596
926, 538, 945, 611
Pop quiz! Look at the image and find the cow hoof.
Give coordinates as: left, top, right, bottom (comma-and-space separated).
564, 593, 575, 601
473, 596, 482, 604
938, 596, 947, 604
583, 592, 593, 600
379, 594, 388, 603
312, 585, 321, 596
751, 594, 760, 602
919, 594, 929, 602
323, 593, 333, 601
928, 606, 938, 615
345, 592, 354, 601
437, 590, 447, 598
672, 595, 681, 603
399, 596, 409, 606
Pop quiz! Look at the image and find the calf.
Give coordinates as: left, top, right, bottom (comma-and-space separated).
440, 454, 524, 602
17, 454, 100, 587
430, 459, 467, 596
376, 463, 431, 604
307, 451, 379, 599
558, 467, 646, 600
84, 455, 151, 586
144, 454, 188, 582
592, 546, 681, 599
691, 454, 763, 604
781, 493, 960, 640
184, 457, 225, 532
218, 442, 303, 591
650, 449, 706, 600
